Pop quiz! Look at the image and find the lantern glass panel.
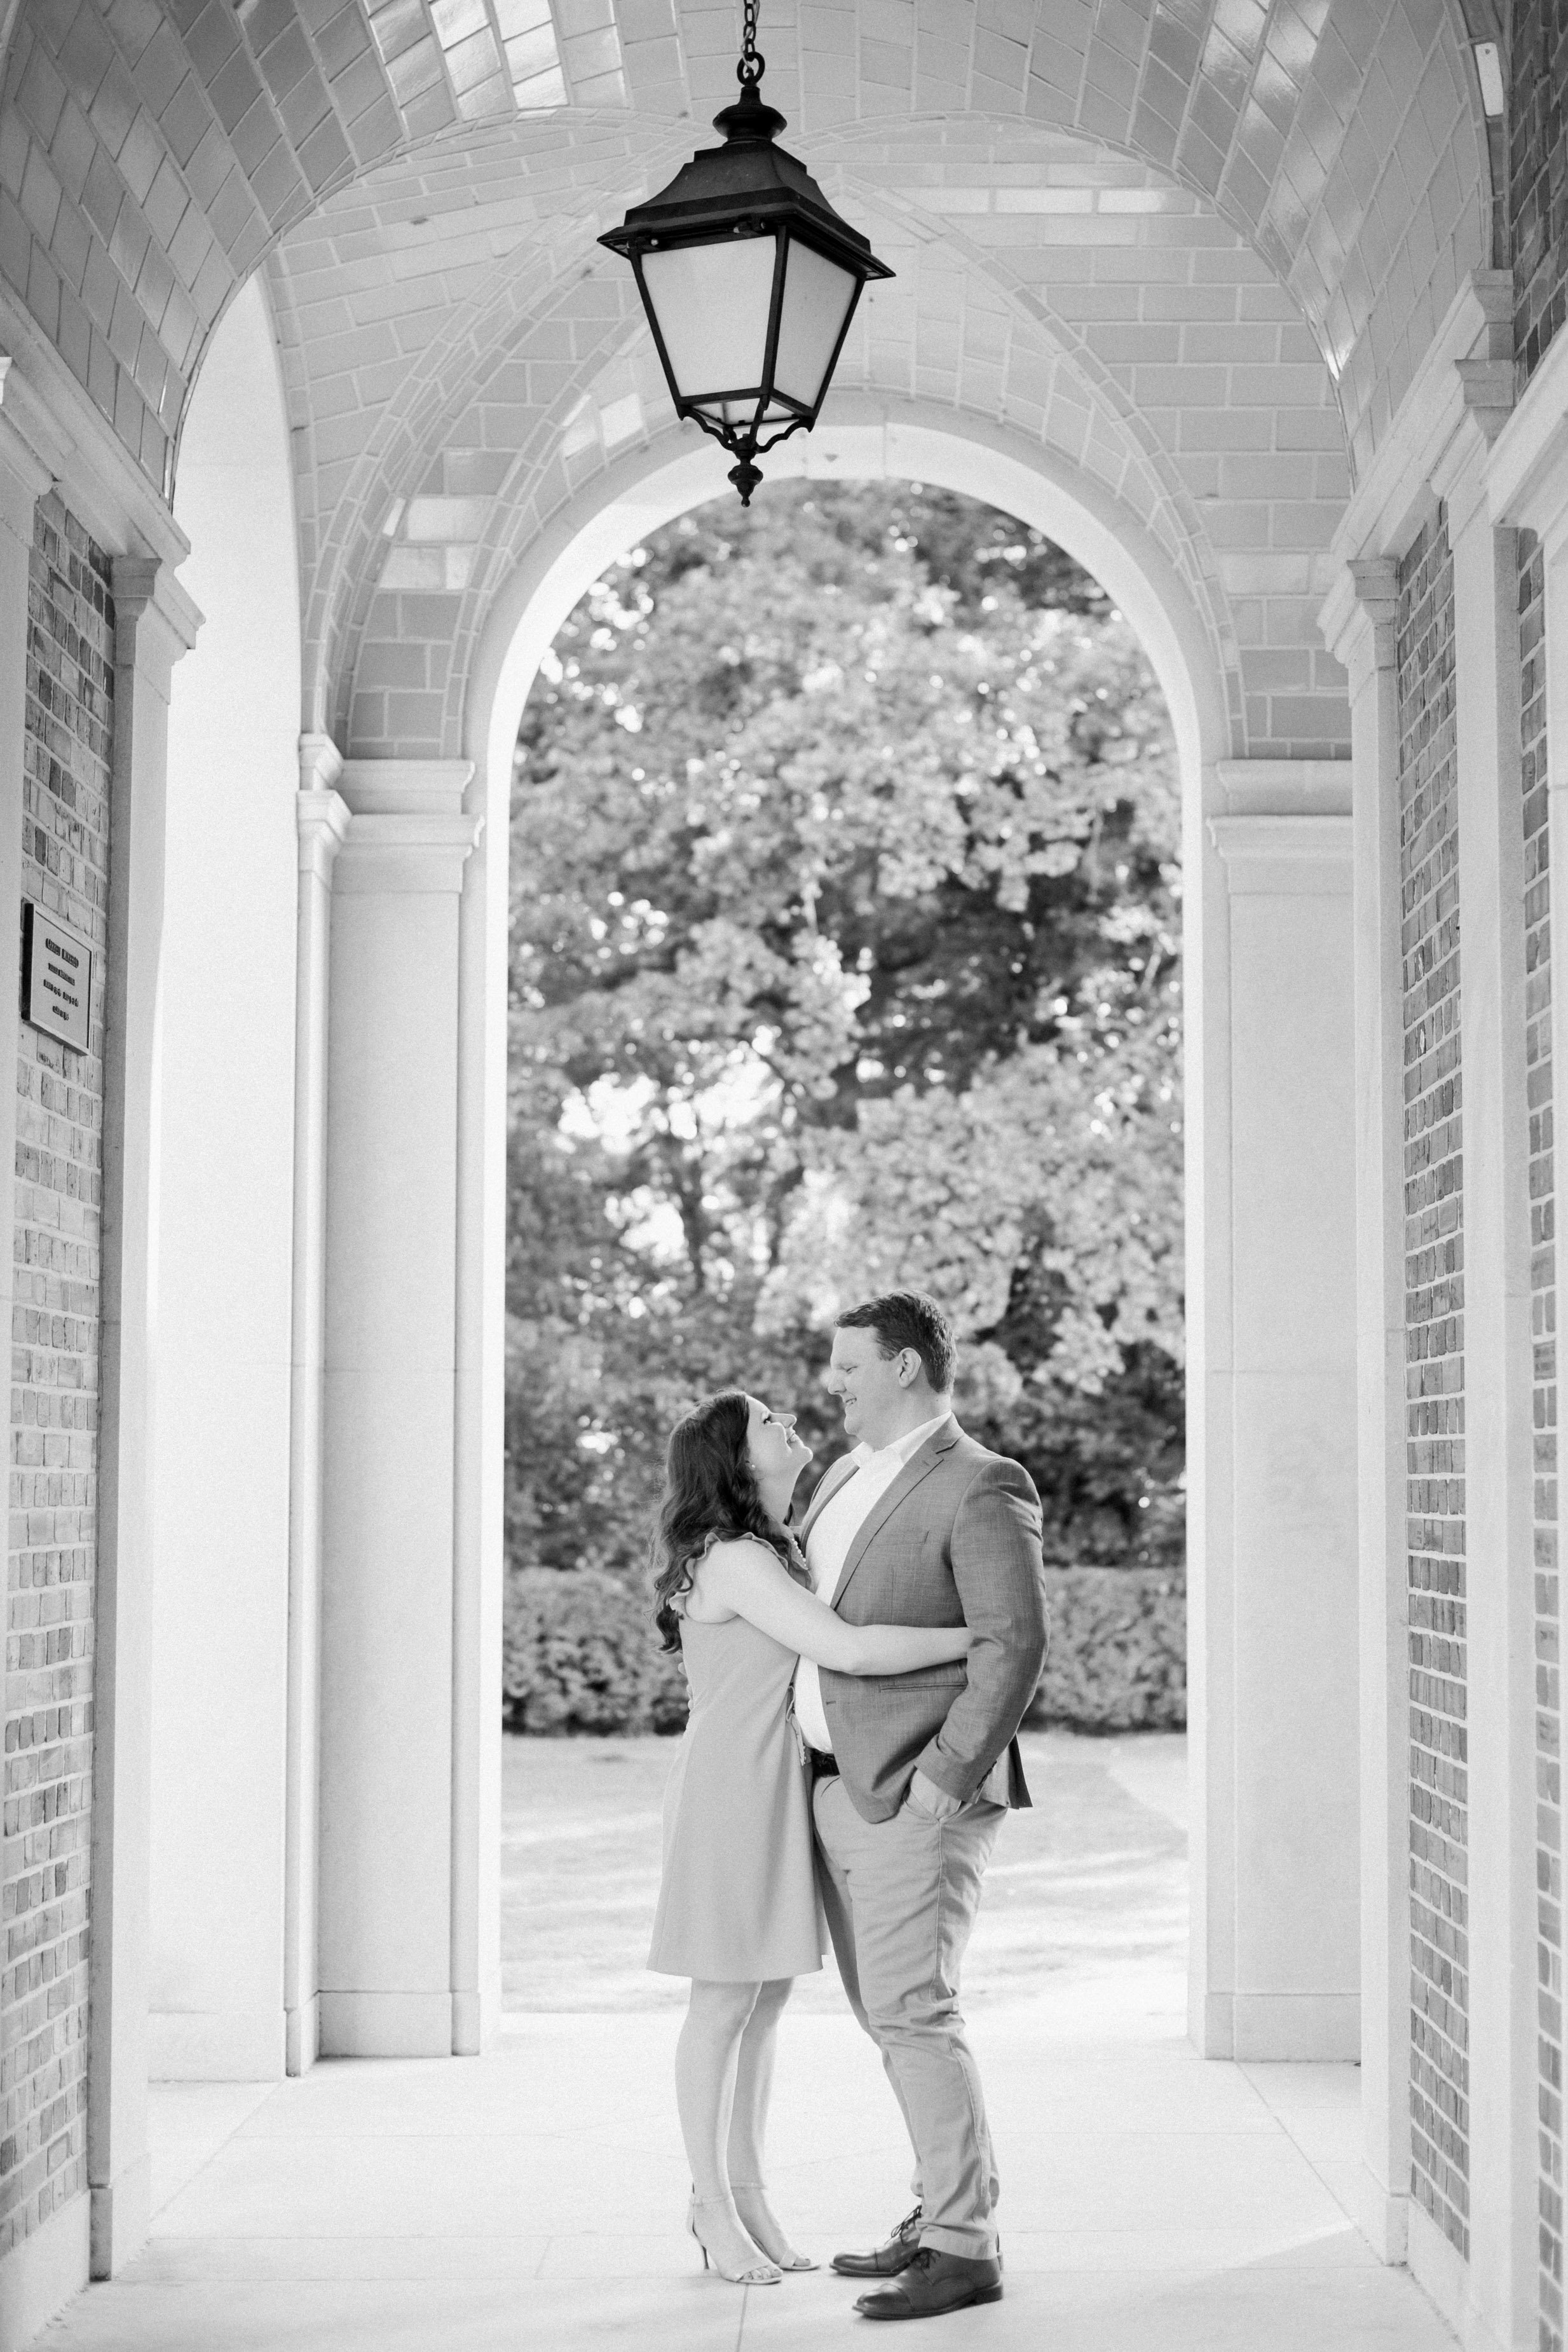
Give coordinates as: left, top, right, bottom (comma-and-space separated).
772, 240, 860, 409
640, 236, 780, 402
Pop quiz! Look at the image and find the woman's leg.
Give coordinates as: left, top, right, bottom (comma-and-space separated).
728, 1979, 814, 2267
726, 1976, 791, 2184
676, 1979, 779, 2278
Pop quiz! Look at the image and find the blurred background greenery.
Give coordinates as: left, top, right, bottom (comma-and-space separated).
504, 481, 1185, 1733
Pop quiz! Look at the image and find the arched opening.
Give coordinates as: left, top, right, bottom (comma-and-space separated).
496, 467, 1191, 2030
463, 404, 1356, 2077
470, 417, 1228, 803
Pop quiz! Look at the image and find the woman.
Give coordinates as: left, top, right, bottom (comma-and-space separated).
648, 1388, 973, 2286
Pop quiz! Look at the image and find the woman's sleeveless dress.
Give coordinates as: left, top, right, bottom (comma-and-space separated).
648, 1604, 825, 1981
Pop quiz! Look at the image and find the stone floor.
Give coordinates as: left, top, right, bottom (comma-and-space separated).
36, 1734, 1456, 2349
40, 1986, 1458, 2349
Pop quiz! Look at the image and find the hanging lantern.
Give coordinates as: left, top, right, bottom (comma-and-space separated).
598, 1, 893, 504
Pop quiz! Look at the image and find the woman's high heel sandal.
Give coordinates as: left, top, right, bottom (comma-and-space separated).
729, 2182, 817, 2271
687, 2193, 782, 2286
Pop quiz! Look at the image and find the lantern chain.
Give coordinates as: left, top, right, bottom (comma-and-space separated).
737, 0, 765, 84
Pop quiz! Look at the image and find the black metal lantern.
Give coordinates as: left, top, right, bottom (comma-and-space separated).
598, 1, 893, 504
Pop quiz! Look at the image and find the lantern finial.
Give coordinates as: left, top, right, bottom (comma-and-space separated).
711, 76, 787, 148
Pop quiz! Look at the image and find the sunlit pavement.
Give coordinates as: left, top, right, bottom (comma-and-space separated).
37, 1737, 1456, 2349
35, 1990, 1456, 2351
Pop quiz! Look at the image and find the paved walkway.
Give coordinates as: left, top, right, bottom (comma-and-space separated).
39, 1988, 1457, 2351
38, 1734, 1456, 2349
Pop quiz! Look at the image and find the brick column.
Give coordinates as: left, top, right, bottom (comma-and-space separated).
1536, 483, 1568, 2352
317, 760, 481, 2056
1201, 763, 1359, 2062
88, 557, 200, 2278
1322, 558, 1410, 2265
285, 737, 348, 2078
1433, 401, 1539, 2341
1312, 275, 1532, 2336
0, 393, 48, 1439
0, 371, 92, 2339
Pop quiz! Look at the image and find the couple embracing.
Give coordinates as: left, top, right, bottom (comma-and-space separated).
648, 1290, 1050, 2323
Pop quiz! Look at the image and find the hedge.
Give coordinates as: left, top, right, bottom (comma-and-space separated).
503, 1561, 1185, 1737
503, 1566, 691, 1735
1023, 1566, 1185, 1732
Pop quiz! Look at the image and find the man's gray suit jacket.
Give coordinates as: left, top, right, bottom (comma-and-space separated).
798, 1417, 1050, 1825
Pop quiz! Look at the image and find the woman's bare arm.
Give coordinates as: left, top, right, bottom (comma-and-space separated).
701, 1542, 971, 1675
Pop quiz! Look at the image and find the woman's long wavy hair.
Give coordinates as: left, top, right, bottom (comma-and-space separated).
650, 1389, 808, 1651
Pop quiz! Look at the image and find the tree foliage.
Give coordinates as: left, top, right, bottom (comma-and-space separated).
507, 482, 1185, 1573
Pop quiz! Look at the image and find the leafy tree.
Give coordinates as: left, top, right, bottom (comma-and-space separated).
507, 482, 1184, 1571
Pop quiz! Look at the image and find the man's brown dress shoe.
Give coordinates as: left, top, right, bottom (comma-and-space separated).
831, 2203, 925, 2278
854, 2246, 1004, 2320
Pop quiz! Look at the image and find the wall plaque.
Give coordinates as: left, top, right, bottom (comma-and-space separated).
20, 900, 93, 1053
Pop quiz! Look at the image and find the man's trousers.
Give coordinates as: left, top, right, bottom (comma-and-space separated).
812, 1774, 1005, 2259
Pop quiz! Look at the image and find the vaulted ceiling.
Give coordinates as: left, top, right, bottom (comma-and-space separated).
0, 0, 1494, 756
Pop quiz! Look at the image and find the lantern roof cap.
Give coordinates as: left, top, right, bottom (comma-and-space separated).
597, 82, 894, 280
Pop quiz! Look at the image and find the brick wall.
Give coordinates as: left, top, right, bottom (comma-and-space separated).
1511, 0, 1568, 390
3, 493, 113, 2259
1523, 525, 1565, 2350
1398, 504, 1470, 2261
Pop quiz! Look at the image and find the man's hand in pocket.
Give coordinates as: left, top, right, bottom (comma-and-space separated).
908, 1767, 963, 1820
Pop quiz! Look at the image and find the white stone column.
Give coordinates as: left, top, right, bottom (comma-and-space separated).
148, 276, 302, 2085
286, 737, 348, 2077
451, 749, 505, 2055
1198, 763, 1360, 2062
1322, 560, 1410, 2265
1440, 410, 1539, 2347
1185, 769, 1234, 2060
318, 761, 481, 2057
88, 557, 200, 2276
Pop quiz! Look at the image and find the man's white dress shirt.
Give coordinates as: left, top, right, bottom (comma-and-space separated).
793, 1412, 950, 1755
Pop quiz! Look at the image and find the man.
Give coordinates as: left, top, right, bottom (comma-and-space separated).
794, 1290, 1049, 2323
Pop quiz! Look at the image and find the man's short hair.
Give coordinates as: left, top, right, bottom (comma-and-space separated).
836, 1290, 957, 1395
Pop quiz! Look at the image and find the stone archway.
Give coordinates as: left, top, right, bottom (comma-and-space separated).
451, 406, 1359, 2079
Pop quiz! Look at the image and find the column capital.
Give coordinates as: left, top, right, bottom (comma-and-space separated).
297, 790, 350, 885
332, 759, 481, 895
337, 758, 474, 818
299, 732, 343, 796
1208, 812, 1353, 892
1431, 358, 1515, 538
112, 556, 202, 692
1319, 559, 1400, 695
297, 739, 350, 884
1213, 757, 1351, 816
